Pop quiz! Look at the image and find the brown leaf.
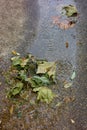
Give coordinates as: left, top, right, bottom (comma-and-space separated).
65, 42, 69, 48
0, 82, 2, 86
63, 96, 75, 103
52, 16, 75, 30
58, 20, 75, 30
52, 16, 61, 24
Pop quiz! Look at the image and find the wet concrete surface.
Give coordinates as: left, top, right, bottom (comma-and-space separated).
0, 0, 87, 130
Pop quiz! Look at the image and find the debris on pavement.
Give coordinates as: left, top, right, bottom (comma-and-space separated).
52, 4, 78, 30
36, 61, 56, 81
65, 42, 69, 48
55, 102, 63, 107
9, 105, 14, 115
33, 87, 56, 104
71, 71, 76, 80
6, 52, 57, 104
63, 5, 78, 17
52, 16, 76, 30
12, 50, 20, 56
0, 82, 2, 86
71, 119, 75, 124
64, 82, 72, 89
63, 96, 75, 104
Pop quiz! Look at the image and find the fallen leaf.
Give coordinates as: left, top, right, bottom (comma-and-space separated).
17, 111, 22, 118
8, 82, 23, 98
18, 70, 28, 81
10, 105, 14, 115
12, 50, 20, 56
71, 71, 76, 80
0, 82, 2, 86
36, 62, 56, 80
63, 97, 71, 103
11, 56, 29, 68
71, 119, 75, 124
52, 16, 61, 25
64, 82, 72, 88
20, 58, 29, 68
47, 63, 56, 80
60, 20, 75, 29
63, 5, 78, 17
65, 42, 69, 48
11, 56, 22, 66
37, 62, 53, 74
20, 91, 29, 100
56, 102, 63, 107
52, 16, 75, 30
33, 87, 56, 104
29, 76, 50, 88
63, 97, 75, 103
30, 100, 36, 105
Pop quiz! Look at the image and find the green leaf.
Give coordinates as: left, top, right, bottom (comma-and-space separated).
8, 82, 23, 97
63, 5, 78, 17
28, 78, 38, 88
47, 63, 56, 80
36, 59, 47, 65
33, 87, 56, 104
33, 87, 42, 92
17, 111, 22, 118
11, 56, 29, 68
71, 71, 76, 80
36, 62, 56, 80
33, 76, 50, 85
18, 70, 28, 81
20, 58, 29, 68
11, 56, 22, 66
28, 76, 50, 88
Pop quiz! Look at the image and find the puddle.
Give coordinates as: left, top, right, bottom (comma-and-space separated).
27, 0, 77, 69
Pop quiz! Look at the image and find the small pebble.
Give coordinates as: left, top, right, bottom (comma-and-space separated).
71, 119, 75, 124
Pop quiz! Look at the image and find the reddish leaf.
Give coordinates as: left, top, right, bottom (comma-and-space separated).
52, 16, 75, 30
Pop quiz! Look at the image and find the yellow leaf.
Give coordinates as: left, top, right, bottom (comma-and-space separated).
12, 50, 20, 56
10, 105, 14, 115
63, 5, 78, 17
37, 62, 56, 79
64, 82, 72, 88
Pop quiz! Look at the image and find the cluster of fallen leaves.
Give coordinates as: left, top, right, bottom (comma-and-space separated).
6, 51, 57, 104
52, 5, 78, 30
